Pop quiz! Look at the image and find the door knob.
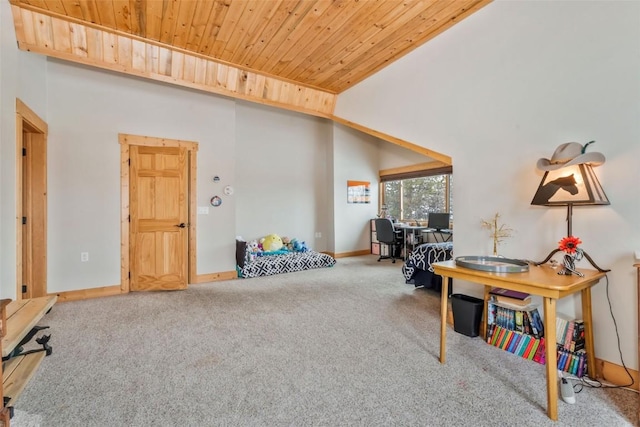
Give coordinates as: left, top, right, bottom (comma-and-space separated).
175, 223, 187, 228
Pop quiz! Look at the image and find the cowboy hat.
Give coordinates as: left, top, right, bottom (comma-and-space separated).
536, 141, 605, 171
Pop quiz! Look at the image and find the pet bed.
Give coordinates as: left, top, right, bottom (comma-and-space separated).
236, 239, 336, 278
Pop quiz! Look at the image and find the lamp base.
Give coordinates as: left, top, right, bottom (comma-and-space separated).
535, 248, 610, 274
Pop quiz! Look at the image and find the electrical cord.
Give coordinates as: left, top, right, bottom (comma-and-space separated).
566, 274, 635, 394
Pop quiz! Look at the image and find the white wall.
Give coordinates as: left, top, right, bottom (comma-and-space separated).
336, 1, 640, 368
45, 60, 236, 291
235, 101, 332, 250
0, 1, 48, 300
332, 123, 380, 254
378, 142, 434, 170
1, 46, 381, 297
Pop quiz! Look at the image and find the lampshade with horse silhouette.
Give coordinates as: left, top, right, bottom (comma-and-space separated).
531, 163, 609, 207
531, 141, 610, 274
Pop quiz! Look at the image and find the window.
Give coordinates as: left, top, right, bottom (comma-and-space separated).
381, 173, 452, 222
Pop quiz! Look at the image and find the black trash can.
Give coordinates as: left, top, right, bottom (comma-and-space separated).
451, 294, 484, 337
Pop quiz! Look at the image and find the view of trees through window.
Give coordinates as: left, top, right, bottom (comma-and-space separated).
382, 175, 452, 221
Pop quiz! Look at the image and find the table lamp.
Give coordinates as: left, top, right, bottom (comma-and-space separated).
531, 141, 610, 274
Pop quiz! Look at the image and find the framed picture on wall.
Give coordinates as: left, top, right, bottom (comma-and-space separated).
347, 180, 370, 204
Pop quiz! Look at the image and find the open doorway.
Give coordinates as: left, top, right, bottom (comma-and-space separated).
16, 99, 48, 299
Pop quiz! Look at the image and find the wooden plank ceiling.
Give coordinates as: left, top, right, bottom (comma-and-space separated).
10, 0, 490, 118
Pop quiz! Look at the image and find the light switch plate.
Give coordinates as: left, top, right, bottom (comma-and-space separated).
197, 206, 209, 215
635, 250, 640, 260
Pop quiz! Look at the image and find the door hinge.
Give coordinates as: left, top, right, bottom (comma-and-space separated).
128, 272, 131, 279
128, 215, 131, 222
22, 147, 26, 156
21, 285, 27, 293
22, 217, 27, 225
128, 158, 131, 166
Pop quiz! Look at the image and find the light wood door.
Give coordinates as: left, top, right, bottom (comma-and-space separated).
129, 145, 188, 291
17, 100, 48, 299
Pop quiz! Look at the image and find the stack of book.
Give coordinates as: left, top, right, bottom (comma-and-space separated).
557, 346, 587, 377
485, 289, 587, 376
489, 287, 532, 307
487, 325, 546, 364
486, 288, 544, 340
486, 302, 544, 338
556, 316, 585, 352
555, 316, 587, 377
486, 288, 547, 364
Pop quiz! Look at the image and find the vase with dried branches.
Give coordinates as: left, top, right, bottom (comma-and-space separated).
481, 212, 515, 256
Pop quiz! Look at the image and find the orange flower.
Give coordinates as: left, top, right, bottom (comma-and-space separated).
558, 236, 582, 254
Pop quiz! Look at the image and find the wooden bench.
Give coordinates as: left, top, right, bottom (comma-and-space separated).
0, 296, 56, 426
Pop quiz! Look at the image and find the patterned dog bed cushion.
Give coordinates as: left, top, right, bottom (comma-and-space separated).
238, 250, 336, 278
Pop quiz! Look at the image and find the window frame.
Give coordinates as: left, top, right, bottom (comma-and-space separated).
379, 165, 453, 222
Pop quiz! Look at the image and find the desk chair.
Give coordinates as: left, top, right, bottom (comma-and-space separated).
374, 218, 404, 263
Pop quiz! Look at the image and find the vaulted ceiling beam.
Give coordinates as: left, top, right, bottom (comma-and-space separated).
10, 5, 336, 118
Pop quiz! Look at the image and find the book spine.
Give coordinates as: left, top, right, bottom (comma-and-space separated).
557, 347, 566, 372
522, 311, 532, 335
507, 332, 521, 353
529, 308, 544, 338
533, 337, 546, 365
562, 349, 572, 372
492, 326, 505, 347
563, 321, 575, 351
515, 310, 524, 333
513, 333, 526, 356
577, 350, 587, 378
487, 302, 496, 329
556, 317, 567, 346
488, 325, 496, 345
501, 330, 514, 350
570, 320, 585, 352
526, 338, 540, 360
517, 334, 531, 357
525, 310, 539, 338
569, 353, 579, 375
489, 287, 530, 300
495, 295, 532, 306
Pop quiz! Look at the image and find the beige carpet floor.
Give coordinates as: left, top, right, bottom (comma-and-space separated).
11, 255, 639, 426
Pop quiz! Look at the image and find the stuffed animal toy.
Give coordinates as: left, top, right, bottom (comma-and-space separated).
261, 234, 284, 252
245, 240, 260, 262
281, 236, 293, 251
248, 240, 260, 253
292, 239, 309, 252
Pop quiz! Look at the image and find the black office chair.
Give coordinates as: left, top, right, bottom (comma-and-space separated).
374, 218, 404, 263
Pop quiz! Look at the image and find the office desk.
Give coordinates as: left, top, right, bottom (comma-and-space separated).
424, 228, 453, 243
432, 260, 605, 421
394, 225, 430, 259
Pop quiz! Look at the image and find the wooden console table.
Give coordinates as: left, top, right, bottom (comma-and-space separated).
432, 260, 605, 421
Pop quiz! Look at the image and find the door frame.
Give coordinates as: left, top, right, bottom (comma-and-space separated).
16, 99, 48, 299
119, 134, 198, 293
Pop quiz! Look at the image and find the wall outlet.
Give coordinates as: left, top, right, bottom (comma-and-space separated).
81, 252, 89, 262
315, 232, 322, 238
